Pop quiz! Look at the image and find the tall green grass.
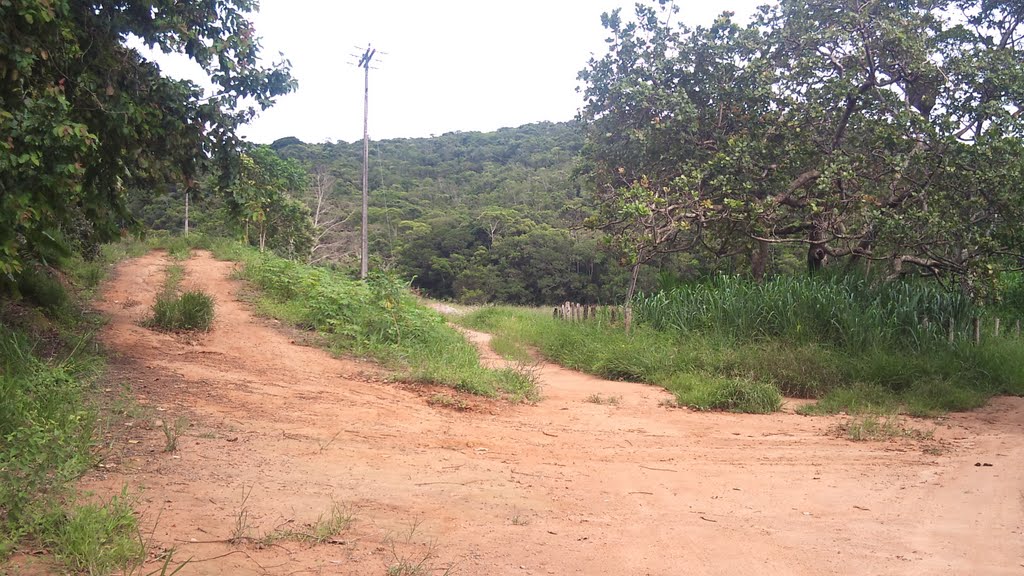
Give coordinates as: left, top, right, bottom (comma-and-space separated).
460, 307, 784, 413
634, 274, 976, 351
207, 239, 536, 400
461, 273, 1024, 415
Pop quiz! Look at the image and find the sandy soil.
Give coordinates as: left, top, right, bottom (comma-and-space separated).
67, 250, 1024, 575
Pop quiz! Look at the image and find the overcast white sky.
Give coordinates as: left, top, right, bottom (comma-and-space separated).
149, 1, 763, 144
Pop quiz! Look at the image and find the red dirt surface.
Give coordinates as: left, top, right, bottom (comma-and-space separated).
70, 250, 1024, 574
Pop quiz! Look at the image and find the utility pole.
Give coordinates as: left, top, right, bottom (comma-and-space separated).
184, 187, 190, 237
358, 45, 376, 279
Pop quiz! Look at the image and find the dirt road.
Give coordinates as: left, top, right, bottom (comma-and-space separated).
80, 250, 1022, 575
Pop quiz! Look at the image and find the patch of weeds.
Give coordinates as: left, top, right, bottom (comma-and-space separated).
489, 335, 532, 364
837, 415, 935, 442
229, 485, 254, 544
144, 262, 214, 332
264, 502, 354, 546
584, 393, 621, 406
384, 519, 454, 576
111, 386, 150, 420
427, 393, 470, 411
162, 417, 189, 452
509, 510, 530, 526
668, 373, 782, 414
704, 379, 783, 414
163, 265, 184, 294
301, 502, 354, 544
165, 238, 192, 261
40, 486, 145, 575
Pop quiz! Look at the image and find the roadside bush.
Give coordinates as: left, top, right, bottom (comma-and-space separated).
14, 265, 69, 314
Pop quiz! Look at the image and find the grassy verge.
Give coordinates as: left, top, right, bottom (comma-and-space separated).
459, 307, 783, 413
205, 239, 537, 401
1, 241, 157, 572
459, 304, 1023, 415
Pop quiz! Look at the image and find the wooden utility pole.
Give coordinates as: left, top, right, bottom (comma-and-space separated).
358, 45, 376, 279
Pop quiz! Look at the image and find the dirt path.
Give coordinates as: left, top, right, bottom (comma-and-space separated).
81, 251, 1023, 575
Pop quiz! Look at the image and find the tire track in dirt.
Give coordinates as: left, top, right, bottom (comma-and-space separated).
76, 250, 1023, 575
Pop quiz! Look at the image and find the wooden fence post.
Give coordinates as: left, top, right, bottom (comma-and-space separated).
948, 318, 955, 344
972, 317, 981, 345
1015, 319, 1021, 339
994, 317, 1001, 338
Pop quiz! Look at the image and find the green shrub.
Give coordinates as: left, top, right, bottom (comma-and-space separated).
15, 265, 69, 313
704, 379, 783, 414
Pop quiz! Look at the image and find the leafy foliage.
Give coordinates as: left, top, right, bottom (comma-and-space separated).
0, 0, 294, 279
578, 0, 1024, 288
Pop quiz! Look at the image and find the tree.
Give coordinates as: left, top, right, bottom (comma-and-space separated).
229, 146, 311, 255
307, 161, 356, 264
578, 0, 1024, 298
0, 0, 294, 278
477, 207, 534, 245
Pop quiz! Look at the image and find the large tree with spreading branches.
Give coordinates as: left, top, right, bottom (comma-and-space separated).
578, 0, 1024, 307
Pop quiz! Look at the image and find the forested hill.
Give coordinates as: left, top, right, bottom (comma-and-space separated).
134, 121, 638, 305
271, 120, 584, 225
273, 121, 634, 305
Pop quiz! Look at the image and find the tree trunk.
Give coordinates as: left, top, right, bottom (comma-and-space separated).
751, 239, 769, 281
807, 224, 827, 274
624, 261, 642, 334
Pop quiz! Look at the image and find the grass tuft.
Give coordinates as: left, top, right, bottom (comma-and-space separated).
40, 487, 145, 574
584, 393, 620, 406
149, 290, 215, 332
837, 415, 934, 442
